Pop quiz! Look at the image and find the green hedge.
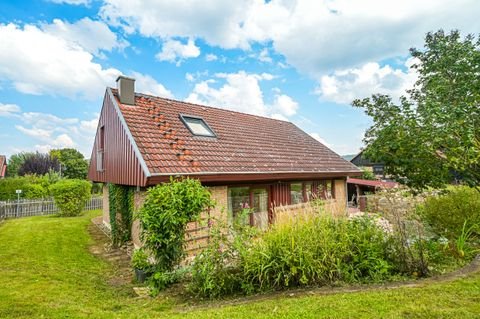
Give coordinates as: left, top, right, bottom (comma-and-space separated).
419, 186, 480, 239
49, 179, 92, 216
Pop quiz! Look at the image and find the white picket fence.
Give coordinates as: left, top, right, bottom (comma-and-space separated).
0, 196, 103, 220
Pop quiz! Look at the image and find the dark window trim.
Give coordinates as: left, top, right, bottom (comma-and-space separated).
179, 114, 217, 138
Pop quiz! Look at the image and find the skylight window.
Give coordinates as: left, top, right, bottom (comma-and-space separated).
180, 115, 216, 137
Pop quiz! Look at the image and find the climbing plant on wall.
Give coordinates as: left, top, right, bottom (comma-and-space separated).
108, 183, 134, 246
138, 177, 215, 272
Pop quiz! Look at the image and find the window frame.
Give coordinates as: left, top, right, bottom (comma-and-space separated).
179, 114, 217, 138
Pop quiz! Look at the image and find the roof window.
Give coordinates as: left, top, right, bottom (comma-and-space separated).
180, 115, 216, 137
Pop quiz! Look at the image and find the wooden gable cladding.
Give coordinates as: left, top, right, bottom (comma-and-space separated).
88, 89, 149, 186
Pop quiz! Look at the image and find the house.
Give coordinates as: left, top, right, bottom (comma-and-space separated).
88, 76, 361, 248
350, 150, 385, 178
0, 155, 6, 179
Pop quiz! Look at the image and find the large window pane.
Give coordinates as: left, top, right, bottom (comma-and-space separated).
290, 182, 303, 204
228, 187, 250, 222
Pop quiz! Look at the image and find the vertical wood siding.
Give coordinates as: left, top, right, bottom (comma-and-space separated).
88, 91, 148, 186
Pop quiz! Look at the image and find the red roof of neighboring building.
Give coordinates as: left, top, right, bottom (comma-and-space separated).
113, 89, 360, 176
0, 155, 6, 178
347, 178, 398, 188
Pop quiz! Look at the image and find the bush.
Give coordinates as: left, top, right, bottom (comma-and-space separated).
189, 214, 398, 298
131, 249, 151, 270
137, 177, 214, 291
49, 179, 91, 216
0, 175, 54, 200
419, 186, 480, 239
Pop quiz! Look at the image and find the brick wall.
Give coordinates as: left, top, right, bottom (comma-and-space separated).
130, 185, 228, 252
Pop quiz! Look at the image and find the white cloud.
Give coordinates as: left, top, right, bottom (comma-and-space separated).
100, 0, 480, 76
258, 48, 272, 63
186, 71, 298, 119
271, 94, 298, 117
130, 72, 174, 98
42, 18, 128, 57
205, 53, 218, 62
48, 0, 90, 5
0, 103, 21, 116
0, 23, 121, 99
156, 38, 200, 65
317, 58, 418, 104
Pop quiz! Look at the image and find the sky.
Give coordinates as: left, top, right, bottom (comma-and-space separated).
0, 0, 479, 159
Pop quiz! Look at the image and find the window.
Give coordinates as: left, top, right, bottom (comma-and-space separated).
228, 186, 269, 228
290, 183, 303, 204
97, 126, 105, 172
180, 115, 216, 137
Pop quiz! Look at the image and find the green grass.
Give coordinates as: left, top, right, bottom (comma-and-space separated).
0, 212, 479, 318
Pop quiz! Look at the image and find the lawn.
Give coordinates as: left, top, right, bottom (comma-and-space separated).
0, 212, 479, 318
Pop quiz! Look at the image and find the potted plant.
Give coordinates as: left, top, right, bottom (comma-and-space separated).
131, 249, 150, 283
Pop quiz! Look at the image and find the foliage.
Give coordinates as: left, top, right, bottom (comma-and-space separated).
6, 152, 34, 177
50, 148, 89, 180
108, 184, 134, 246
361, 169, 377, 181
131, 249, 151, 270
353, 30, 480, 189
190, 213, 400, 298
1, 211, 480, 318
138, 177, 214, 275
188, 214, 253, 298
49, 179, 91, 216
241, 216, 395, 292
0, 175, 56, 200
18, 152, 60, 177
418, 186, 480, 239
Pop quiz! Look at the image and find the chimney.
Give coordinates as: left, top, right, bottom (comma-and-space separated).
116, 75, 135, 105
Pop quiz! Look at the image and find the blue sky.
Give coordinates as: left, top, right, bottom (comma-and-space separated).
0, 0, 479, 158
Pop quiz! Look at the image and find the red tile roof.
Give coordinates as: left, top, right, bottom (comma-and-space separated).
347, 178, 398, 188
112, 89, 360, 176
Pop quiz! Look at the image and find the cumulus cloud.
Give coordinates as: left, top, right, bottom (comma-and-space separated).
0, 23, 120, 99
0, 103, 21, 117
130, 72, 174, 98
186, 71, 298, 118
100, 0, 480, 76
156, 38, 200, 65
42, 18, 128, 57
316, 58, 418, 104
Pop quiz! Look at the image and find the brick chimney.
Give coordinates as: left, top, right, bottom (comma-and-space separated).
116, 75, 135, 105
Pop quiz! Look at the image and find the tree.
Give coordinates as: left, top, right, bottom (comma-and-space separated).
353, 30, 480, 189
18, 152, 60, 176
50, 148, 89, 179
7, 152, 34, 177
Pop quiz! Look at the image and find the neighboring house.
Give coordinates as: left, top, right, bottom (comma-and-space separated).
0, 155, 6, 179
347, 178, 398, 211
88, 76, 361, 247
350, 150, 385, 178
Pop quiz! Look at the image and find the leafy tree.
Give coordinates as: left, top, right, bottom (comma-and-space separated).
50, 148, 89, 179
361, 169, 377, 181
18, 152, 59, 176
353, 30, 480, 189
7, 152, 34, 177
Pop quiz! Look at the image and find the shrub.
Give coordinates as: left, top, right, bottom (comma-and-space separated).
137, 177, 214, 290
419, 186, 480, 239
131, 249, 151, 270
188, 219, 246, 298
49, 179, 91, 216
